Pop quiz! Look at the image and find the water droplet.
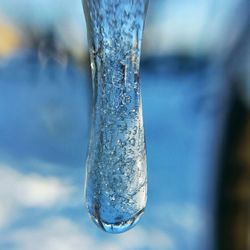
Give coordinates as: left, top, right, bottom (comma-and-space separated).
125, 95, 131, 104
129, 138, 136, 146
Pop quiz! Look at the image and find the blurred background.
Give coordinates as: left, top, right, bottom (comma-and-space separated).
0, 0, 249, 249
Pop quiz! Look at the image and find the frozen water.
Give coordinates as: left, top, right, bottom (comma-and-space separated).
83, 0, 148, 233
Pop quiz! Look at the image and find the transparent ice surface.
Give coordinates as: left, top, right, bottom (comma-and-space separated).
83, 0, 148, 233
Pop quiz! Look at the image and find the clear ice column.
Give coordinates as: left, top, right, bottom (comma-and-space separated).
82, 0, 148, 233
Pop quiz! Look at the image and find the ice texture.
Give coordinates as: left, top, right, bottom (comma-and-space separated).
83, 0, 148, 233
